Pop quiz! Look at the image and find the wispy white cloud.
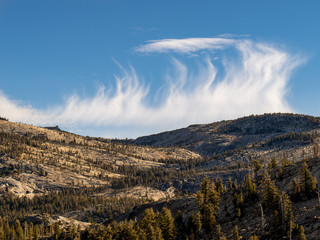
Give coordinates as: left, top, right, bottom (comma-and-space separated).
0, 37, 304, 138
135, 37, 235, 53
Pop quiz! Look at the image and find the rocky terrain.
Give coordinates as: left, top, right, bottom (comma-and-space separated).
0, 113, 320, 239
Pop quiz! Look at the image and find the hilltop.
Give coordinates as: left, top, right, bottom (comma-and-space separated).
134, 113, 320, 156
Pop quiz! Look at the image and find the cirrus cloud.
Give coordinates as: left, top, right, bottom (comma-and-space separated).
0, 37, 304, 138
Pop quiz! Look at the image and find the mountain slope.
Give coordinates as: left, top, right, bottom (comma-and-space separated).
134, 113, 320, 156
1, 114, 320, 239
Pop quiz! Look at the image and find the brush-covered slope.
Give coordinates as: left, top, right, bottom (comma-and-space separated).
0, 119, 200, 197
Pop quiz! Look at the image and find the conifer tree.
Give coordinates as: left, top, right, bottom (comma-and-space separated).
54, 221, 61, 240
228, 177, 234, 189
280, 191, 295, 234
297, 225, 307, 240
196, 177, 220, 234
215, 178, 225, 194
34, 225, 39, 240
233, 225, 240, 240
28, 222, 34, 240
187, 212, 200, 238
153, 225, 164, 240
117, 220, 140, 240
261, 172, 280, 210
281, 154, 291, 167
237, 192, 244, 214
242, 173, 257, 200
215, 225, 227, 240
270, 157, 278, 169
140, 208, 163, 240
253, 160, 262, 173
202, 203, 217, 233
271, 210, 282, 239
14, 219, 24, 240
299, 160, 317, 198
158, 207, 176, 240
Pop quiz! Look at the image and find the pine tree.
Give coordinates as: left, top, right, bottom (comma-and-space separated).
281, 153, 291, 167
242, 173, 257, 200
299, 160, 317, 198
215, 225, 227, 240
196, 177, 220, 234
34, 225, 39, 240
197, 177, 220, 206
270, 157, 278, 169
54, 221, 61, 240
253, 160, 262, 173
233, 225, 240, 240
140, 208, 163, 240
158, 207, 176, 240
271, 210, 282, 239
228, 177, 234, 189
187, 212, 199, 238
280, 191, 295, 235
261, 172, 280, 210
291, 177, 301, 201
237, 192, 244, 217
14, 219, 24, 240
202, 203, 217, 233
215, 178, 225, 194
28, 222, 34, 240
117, 220, 140, 240
195, 211, 202, 233
297, 225, 307, 240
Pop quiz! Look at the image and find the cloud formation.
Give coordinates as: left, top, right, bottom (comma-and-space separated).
135, 37, 235, 53
0, 37, 304, 138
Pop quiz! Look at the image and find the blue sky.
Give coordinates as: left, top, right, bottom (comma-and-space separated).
0, 0, 319, 138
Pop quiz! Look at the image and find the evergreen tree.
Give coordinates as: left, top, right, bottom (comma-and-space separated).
253, 160, 262, 173
261, 172, 280, 210
195, 211, 202, 233
237, 192, 244, 217
297, 225, 307, 240
117, 220, 139, 240
140, 208, 163, 240
281, 154, 291, 167
291, 177, 301, 201
280, 191, 295, 235
270, 157, 278, 169
215, 178, 225, 194
175, 210, 186, 240
34, 225, 39, 240
233, 225, 240, 240
158, 207, 176, 240
271, 210, 281, 239
196, 177, 220, 206
215, 225, 227, 240
54, 221, 61, 240
187, 212, 199, 238
28, 222, 34, 240
202, 203, 217, 233
299, 160, 317, 198
14, 219, 24, 240
196, 177, 220, 234
242, 173, 257, 200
